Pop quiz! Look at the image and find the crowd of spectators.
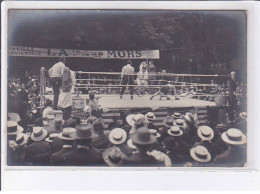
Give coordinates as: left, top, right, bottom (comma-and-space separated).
7, 105, 247, 167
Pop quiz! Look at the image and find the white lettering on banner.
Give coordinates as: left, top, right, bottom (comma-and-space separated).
8, 46, 160, 59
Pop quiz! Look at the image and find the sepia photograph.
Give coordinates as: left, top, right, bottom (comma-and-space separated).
5, 8, 248, 168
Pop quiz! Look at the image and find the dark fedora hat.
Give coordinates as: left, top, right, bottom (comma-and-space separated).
163, 116, 175, 128
71, 124, 98, 139
93, 118, 108, 130
54, 118, 65, 127
130, 126, 156, 145
58, 127, 76, 141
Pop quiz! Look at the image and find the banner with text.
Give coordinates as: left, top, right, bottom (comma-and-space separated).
9, 46, 160, 59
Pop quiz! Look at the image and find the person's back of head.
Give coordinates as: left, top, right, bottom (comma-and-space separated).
89, 92, 95, 100
127, 60, 132, 65
45, 99, 52, 107
59, 57, 65, 64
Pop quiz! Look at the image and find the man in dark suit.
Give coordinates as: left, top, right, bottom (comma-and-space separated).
92, 118, 112, 150
49, 128, 76, 165
25, 127, 51, 165
64, 124, 104, 166
229, 71, 238, 110
124, 126, 170, 167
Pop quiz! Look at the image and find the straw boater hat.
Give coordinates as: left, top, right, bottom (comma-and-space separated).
149, 129, 161, 138
31, 127, 48, 141
7, 121, 24, 135
71, 124, 98, 139
16, 133, 28, 146
190, 145, 211, 163
130, 126, 156, 145
221, 128, 247, 145
183, 112, 195, 124
126, 114, 145, 127
102, 147, 124, 167
239, 112, 247, 120
163, 116, 175, 128
167, 126, 183, 137
145, 112, 156, 122
197, 126, 214, 141
127, 139, 137, 150
175, 119, 185, 129
45, 133, 60, 143
172, 112, 182, 119
54, 118, 65, 127
58, 127, 76, 140
109, 128, 127, 145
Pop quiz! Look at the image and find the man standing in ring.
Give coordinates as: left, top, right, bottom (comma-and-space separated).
48, 57, 66, 110
120, 60, 135, 100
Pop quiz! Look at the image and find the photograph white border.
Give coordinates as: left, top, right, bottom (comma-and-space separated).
1, 1, 260, 190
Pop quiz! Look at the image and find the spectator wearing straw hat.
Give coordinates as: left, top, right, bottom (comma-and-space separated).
7, 121, 27, 165
145, 112, 159, 132
25, 127, 51, 165
189, 145, 212, 167
49, 128, 76, 165
159, 116, 175, 141
126, 114, 148, 135
109, 128, 133, 156
194, 126, 218, 160
64, 124, 103, 166
213, 128, 247, 167
7, 121, 24, 141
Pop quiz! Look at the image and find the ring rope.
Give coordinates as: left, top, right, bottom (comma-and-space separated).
75, 71, 228, 77
75, 84, 218, 87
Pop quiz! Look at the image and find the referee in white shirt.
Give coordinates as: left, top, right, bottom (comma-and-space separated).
120, 60, 135, 99
48, 57, 66, 109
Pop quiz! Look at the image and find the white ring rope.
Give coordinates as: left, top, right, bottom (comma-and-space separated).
75, 84, 218, 87
75, 71, 227, 77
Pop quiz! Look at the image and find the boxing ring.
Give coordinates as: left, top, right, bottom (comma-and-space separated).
41, 70, 229, 127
